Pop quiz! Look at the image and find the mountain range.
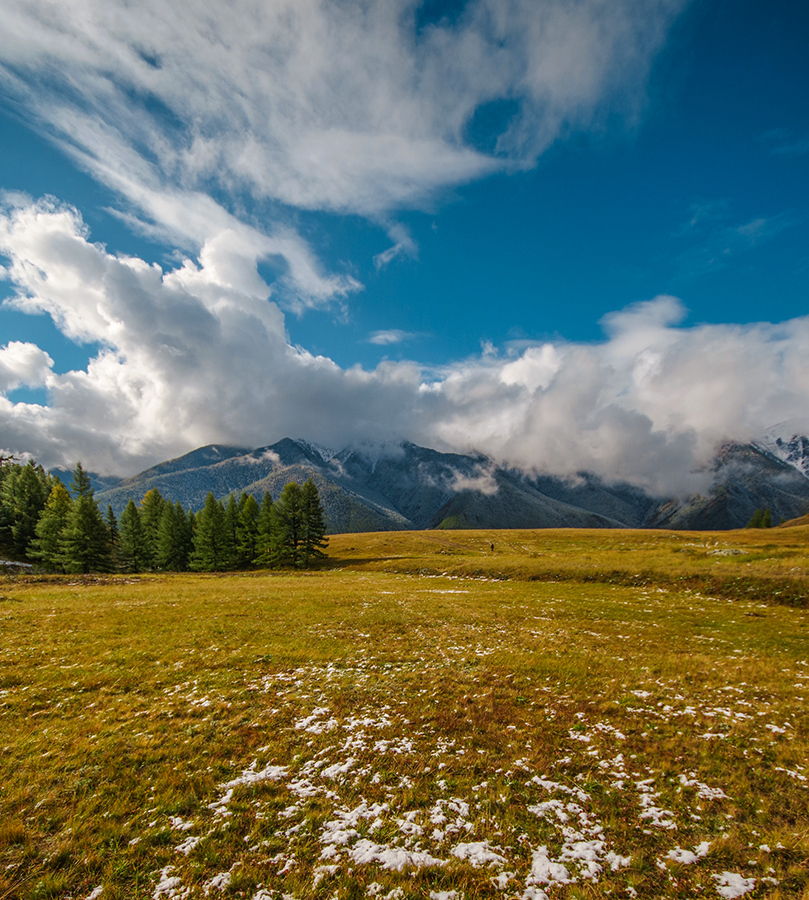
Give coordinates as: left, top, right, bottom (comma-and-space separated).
72, 424, 809, 533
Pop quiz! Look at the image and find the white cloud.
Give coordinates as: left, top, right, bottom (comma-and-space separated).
0, 341, 54, 393
2, 200, 809, 496
0, 0, 687, 237
448, 464, 499, 497
368, 330, 419, 346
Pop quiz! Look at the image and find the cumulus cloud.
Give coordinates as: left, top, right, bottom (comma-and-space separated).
0, 341, 53, 393
2, 200, 809, 495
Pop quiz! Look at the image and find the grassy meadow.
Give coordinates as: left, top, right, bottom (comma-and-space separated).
1, 526, 808, 900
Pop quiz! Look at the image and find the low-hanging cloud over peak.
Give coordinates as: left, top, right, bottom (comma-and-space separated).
2, 199, 809, 497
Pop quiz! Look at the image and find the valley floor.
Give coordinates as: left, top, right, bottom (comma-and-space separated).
1, 528, 808, 899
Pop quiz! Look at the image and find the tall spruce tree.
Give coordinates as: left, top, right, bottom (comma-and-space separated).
139, 489, 167, 569
61, 463, 111, 573
118, 499, 148, 572
105, 505, 119, 566
191, 493, 231, 571
235, 493, 260, 569
272, 481, 305, 567
300, 478, 328, 567
30, 482, 72, 572
224, 493, 239, 562
7, 460, 50, 558
253, 491, 274, 568
156, 502, 192, 571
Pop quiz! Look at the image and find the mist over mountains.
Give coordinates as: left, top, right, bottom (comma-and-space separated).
75, 426, 809, 534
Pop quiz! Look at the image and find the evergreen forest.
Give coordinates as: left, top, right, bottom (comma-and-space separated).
0, 456, 328, 573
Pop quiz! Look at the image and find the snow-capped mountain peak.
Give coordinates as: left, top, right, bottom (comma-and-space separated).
755, 420, 809, 478
293, 439, 337, 463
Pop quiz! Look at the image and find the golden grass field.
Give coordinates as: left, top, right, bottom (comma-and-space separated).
1, 527, 808, 900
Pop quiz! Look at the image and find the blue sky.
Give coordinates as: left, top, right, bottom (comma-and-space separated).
0, 0, 807, 491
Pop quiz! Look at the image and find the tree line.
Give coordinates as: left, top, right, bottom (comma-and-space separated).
0, 458, 327, 573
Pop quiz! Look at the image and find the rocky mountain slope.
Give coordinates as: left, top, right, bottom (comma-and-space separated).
755, 420, 809, 479
89, 430, 809, 534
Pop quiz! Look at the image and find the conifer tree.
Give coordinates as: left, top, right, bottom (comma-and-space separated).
272, 481, 305, 567
0, 462, 15, 551
224, 493, 239, 561
118, 499, 148, 573
61, 462, 111, 573
235, 493, 260, 568
191, 493, 231, 571
8, 461, 49, 558
253, 491, 274, 568
300, 478, 328, 567
139, 489, 166, 569
30, 482, 72, 572
156, 502, 193, 571
176, 502, 194, 571
105, 505, 119, 566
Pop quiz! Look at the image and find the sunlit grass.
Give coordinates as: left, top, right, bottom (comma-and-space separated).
1, 527, 807, 899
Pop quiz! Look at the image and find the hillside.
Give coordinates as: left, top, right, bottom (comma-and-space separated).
92, 434, 809, 534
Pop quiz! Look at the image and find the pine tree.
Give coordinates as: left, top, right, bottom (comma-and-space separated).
272, 481, 305, 567
9, 461, 49, 558
191, 493, 231, 571
70, 461, 94, 498
155, 502, 193, 571
118, 499, 148, 573
175, 502, 194, 571
0, 462, 16, 551
300, 478, 328, 567
762, 508, 772, 528
235, 493, 260, 568
30, 482, 73, 572
139, 489, 167, 569
746, 508, 764, 528
105, 505, 119, 567
60, 463, 111, 573
224, 493, 239, 565
253, 492, 274, 568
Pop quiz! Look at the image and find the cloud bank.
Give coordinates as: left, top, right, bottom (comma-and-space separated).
3, 199, 809, 496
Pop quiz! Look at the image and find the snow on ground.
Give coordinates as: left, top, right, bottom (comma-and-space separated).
134, 622, 803, 898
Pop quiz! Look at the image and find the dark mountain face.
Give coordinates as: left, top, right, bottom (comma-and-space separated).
94, 435, 809, 534
646, 443, 809, 530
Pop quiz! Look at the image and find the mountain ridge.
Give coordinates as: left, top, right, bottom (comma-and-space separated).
86, 433, 809, 534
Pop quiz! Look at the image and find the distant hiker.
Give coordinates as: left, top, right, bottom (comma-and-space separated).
490, 542, 494, 551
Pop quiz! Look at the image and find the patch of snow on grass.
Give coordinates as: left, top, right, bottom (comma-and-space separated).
347, 839, 446, 870
202, 872, 232, 895
668, 841, 710, 865
153, 866, 188, 900
712, 872, 756, 898
451, 841, 506, 867
175, 835, 201, 856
